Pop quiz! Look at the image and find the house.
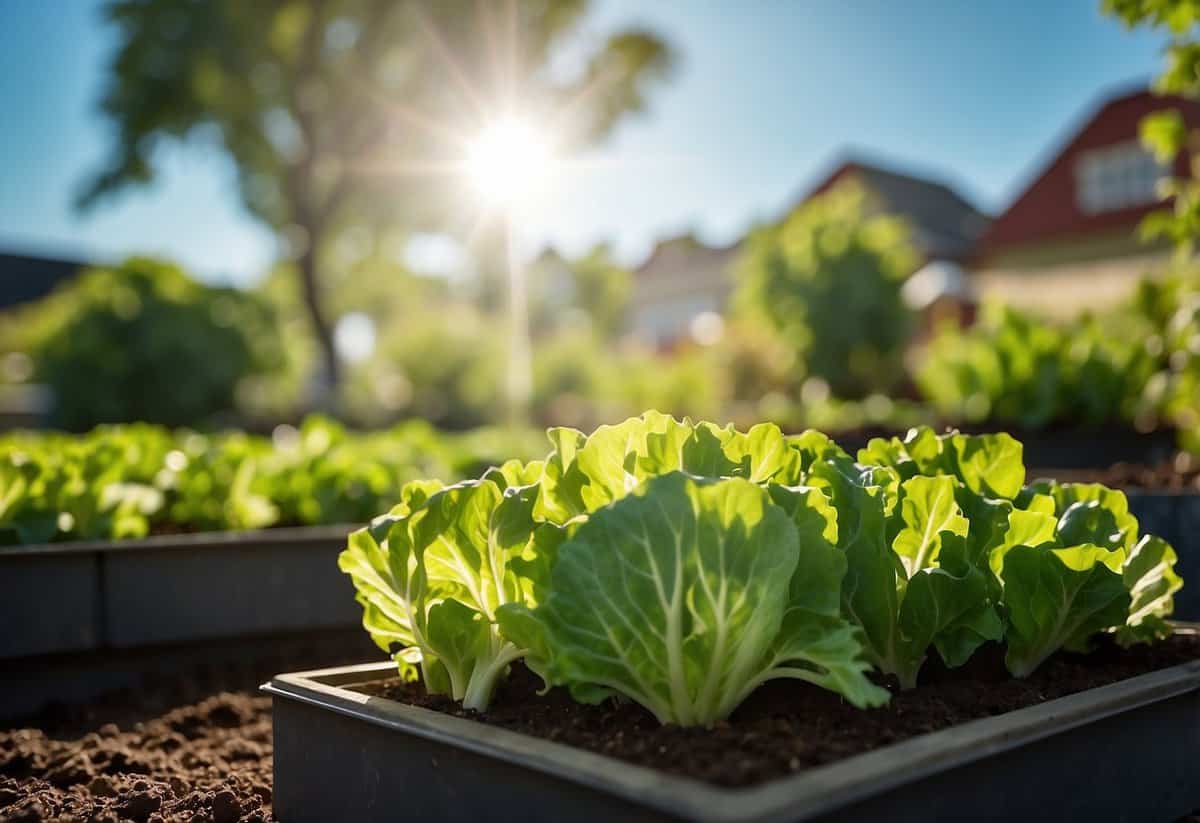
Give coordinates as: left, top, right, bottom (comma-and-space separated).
801, 159, 991, 264
973, 88, 1200, 315
628, 234, 739, 348
0, 252, 85, 310
628, 159, 990, 347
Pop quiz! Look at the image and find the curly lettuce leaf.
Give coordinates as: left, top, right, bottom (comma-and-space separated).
859, 427, 1025, 500
535, 412, 803, 523
1117, 535, 1184, 645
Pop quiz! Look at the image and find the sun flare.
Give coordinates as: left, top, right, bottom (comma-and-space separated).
465, 117, 554, 206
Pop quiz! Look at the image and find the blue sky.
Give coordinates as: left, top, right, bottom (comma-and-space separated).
0, 1, 1171, 285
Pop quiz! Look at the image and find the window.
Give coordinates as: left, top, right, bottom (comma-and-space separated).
1075, 141, 1166, 215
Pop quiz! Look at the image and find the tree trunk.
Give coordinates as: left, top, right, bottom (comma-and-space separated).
296, 246, 340, 405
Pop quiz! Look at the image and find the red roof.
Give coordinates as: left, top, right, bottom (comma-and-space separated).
978, 89, 1200, 259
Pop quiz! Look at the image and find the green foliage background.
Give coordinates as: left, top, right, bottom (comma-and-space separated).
736, 182, 918, 399
1, 258, 282, 431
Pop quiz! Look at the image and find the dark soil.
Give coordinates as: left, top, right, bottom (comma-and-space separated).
0, 636, 369, 823
0, 693, 272, 822
1049, 452, 1200, 492
357, 633, 1200, 789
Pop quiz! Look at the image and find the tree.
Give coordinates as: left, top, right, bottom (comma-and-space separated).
735, 181, 918, 398
81, 0, 673, 393
1104, 1, 1200, 450
1105, 0, 1200, 254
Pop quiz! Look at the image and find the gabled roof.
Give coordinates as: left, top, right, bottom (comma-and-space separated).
634, 233, 739, 279
978, 87, 1200, 258
800, 157, 991, 262
0, 252, 86, 310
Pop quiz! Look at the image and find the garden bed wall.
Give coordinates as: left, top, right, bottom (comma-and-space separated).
267, 647, 1200, 823
0, 524, 360, 659
0, 525, 384, 718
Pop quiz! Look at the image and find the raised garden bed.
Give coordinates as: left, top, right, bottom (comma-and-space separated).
0, 525, 357, 661
3, 633, 1195, 823
266, 628, 1200, 823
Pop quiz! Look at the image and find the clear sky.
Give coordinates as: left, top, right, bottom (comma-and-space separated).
0, 0, 1171, 285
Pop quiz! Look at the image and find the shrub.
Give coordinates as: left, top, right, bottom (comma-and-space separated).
3, 257, 282, 429
736, 182, 918, 398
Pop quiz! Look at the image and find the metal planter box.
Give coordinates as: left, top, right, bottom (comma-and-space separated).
266, 637, 1200, 823
0, 544, 100, 659
0, 525, 356, 659
101, 525, 359, 646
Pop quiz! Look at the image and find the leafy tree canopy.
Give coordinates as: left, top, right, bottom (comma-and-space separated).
82, 0, 673, 389
735, 181, 918, 399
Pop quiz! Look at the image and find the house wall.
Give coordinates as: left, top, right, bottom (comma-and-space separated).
973, 247, 1171, 318
629, 242, 739, 347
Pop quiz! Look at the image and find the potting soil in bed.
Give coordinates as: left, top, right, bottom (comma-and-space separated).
1051, 453, 1200, 491
1, 636, 1196, 821
356, 634, 1200, 788
0, 693, 272, 823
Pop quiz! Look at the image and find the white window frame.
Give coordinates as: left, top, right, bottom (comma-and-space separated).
1075, 141, 1166, 215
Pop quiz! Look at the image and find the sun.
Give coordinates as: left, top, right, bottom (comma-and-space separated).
465, 116, 554, 206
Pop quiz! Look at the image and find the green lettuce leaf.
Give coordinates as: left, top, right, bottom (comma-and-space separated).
1117, 535, 1184, 645
535, 412, 805, 523
504, 473, 885, 726
858, 427, 1025, 500
810, 463, 1002, 688
1001, 543, 1130, 677
1023, 480, 1139, 550
340, 476, 561, 711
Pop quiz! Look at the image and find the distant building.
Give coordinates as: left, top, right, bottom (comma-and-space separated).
802, 159, 991, 264
629, 158, 989, 348
973, 88, 1200, 315
629, 234, 739, 348
0, 252, 85, 310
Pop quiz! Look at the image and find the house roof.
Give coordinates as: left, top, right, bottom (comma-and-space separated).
634, 233, 739, 279
801, 158, 991, 262
0, 252, 86, 310
978, 87, 1200, 259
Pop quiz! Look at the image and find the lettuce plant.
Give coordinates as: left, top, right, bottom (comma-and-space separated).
858, 427, 1183, 677
810, 459, 1002, 689
501, 473, 887, 726
996, 481, 1182, 674
341, 414, 1185, 725
339, 470, 563, 711
0, 416, 536, 545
